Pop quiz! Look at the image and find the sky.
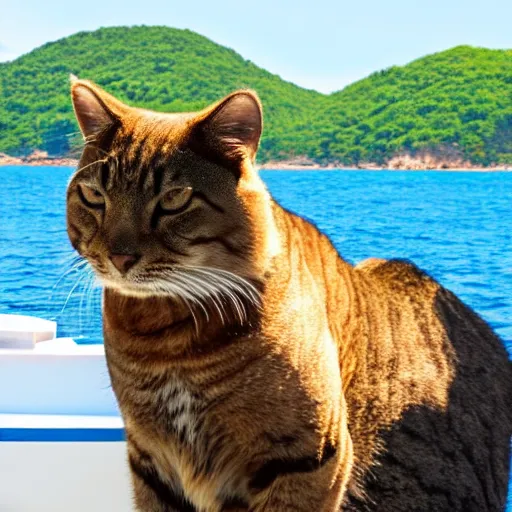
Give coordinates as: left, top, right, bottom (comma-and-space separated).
1, 0, 511, 93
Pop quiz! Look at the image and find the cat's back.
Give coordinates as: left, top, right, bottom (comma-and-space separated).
345, 257, 512, 511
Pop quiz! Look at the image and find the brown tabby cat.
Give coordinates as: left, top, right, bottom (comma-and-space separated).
67, 78, 511, 512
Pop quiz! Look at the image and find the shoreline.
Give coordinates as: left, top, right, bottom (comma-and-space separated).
257, 158, 512, 172
0, 153, 79, 168
0, 154, 510, 172
258, 164, 512, 172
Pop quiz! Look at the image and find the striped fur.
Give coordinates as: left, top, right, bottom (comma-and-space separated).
67, 80, 511, 511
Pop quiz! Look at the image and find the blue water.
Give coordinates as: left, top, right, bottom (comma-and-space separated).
4, 166, 510, 352
0, 166, 511, 506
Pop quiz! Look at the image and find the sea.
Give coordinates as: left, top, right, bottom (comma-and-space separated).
0, 166, 511, 507
1, 166, 510, 352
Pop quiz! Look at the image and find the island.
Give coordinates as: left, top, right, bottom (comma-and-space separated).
0, 26, 510, 170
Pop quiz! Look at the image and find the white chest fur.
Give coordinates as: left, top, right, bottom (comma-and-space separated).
141, 377, 247, 512
155, 378, 201, 445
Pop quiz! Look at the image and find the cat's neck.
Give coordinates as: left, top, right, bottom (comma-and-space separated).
268, 202, 362, 385
103, 289, 195, 355
102, 283, 260, 362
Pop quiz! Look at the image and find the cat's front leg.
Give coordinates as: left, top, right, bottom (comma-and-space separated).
128, 446, 196, 512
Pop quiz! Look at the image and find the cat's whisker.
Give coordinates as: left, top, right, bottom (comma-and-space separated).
75, 157, 108, 174
184, 270, 245, 324
183, 266, 261, 322
60, 252, 83, 265
78, 270, 93, 331
187, 266, 261, 306
58, 252, 87, 270
84, 142, 110, 158
149, 277, 201, 336
149, 269, 228, 327
87, 276, 102, 321
154, 271, 213, 324
50, 258, 89, 302
80, 268, 99, 331
148, 274, 203, 316
206, 275, 246, 324
173, 271, 226, 325
168, 273, 211, 324
58, 271, 89, 317
154, 264, 258, 325
173, 274, 212, 324
179, 295, 200, 338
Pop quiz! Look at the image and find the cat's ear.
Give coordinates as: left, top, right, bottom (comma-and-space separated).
191, 90, 263, 166
70, 77, 128, 140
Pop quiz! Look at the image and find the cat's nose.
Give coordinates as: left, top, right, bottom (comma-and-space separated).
110, 254, 140, 274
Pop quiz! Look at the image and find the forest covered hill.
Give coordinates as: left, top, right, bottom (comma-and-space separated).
0, 26, 510, 166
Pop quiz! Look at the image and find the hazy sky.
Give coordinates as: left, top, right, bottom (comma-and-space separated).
1, 0, 511, 93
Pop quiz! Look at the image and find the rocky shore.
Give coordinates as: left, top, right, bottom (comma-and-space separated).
1, 151, 509, 171
0, 151, 78, 167
384, 151, 511, 171
259, 155, 511, 171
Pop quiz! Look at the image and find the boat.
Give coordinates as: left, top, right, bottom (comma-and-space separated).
0, 314, 132, 511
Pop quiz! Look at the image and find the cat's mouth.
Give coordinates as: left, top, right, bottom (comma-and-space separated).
101, 274, 185, 299
84, 254, 185, 297
93, 262, 262, 319
96, 264, 181, 298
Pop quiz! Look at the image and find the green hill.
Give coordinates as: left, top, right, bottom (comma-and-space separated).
0, 26, 321, 161
0, 26, 510, 166
310, 46, 512, 165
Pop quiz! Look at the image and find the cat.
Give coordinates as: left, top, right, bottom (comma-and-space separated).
67, 77, 511, 512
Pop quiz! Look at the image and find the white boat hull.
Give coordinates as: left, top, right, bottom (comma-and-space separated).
0, 324, 132, 511
0, 441, 133, 511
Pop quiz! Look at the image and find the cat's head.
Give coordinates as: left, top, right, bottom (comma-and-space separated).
66, 78, 278, 299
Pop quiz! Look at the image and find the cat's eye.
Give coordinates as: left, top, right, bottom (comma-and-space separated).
78, 184, 105, 208
160, 187, 193, 213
